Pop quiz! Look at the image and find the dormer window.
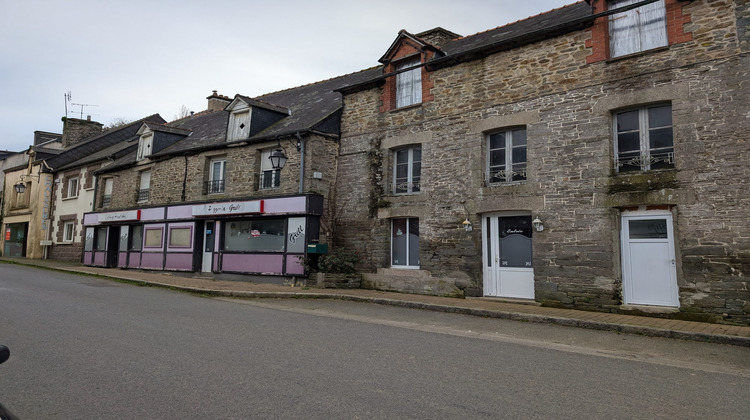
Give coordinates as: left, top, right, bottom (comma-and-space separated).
609, 0, 667, 58
136, 133, 153, 161
228, 108, 251, 141
396, 58, 422, 108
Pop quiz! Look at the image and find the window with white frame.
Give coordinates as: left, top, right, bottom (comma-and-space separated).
614, 104, 673, 172
207, 158, 226, 194
609, 0, 667, 58
393, 146, 421, 194
259, 149, 281, 190
103, 178, 113, 207
66, 177, 79, 198
63, 221, 75, 243
136, 133, 153, 161
228, 108, 251, 141
395, 58, 422, 108
137, 170, 151, 202
487, 127, 527, 184
392, 218, 420, 268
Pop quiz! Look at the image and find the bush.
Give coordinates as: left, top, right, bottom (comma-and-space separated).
304, 248, 358, 274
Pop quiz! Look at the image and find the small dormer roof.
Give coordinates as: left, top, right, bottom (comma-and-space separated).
136, 122, 191, 137
227, 95, 291, 115
378, 29, 447, 64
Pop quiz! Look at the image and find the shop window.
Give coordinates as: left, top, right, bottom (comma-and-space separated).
224, 219, 285, 252
614, 104, 673, 172
391, 218, 419, 268
130, 225, 143, 250
94, 227, 107, 251
487, 127, 527, 184
63, 222, 75, 243
168, 226, 192, 248
393, 146, 421, 194
609, 0, 667, 58
395, 58, 422, 108
144, 227, 163, 248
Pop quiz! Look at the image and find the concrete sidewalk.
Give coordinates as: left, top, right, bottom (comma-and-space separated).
2, 257, 749, 347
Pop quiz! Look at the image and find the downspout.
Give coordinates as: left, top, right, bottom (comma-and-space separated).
296, 132, 305, 194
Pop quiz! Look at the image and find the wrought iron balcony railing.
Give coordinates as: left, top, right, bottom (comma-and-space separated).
204, 179, 225, 194
136, 189, 150, 202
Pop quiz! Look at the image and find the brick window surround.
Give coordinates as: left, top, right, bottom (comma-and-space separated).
586, 0, 692, 64
380, 48, 436, 112
56, 214, 78, 243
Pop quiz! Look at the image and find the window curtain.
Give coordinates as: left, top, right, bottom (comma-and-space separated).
396, 60, 421, 107
609, 0, 667, 57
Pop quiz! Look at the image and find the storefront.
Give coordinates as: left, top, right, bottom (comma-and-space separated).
3, 222, 29, 257
82, 195, 322, 277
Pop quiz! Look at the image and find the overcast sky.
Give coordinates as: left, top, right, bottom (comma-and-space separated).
0, 0, 575, 152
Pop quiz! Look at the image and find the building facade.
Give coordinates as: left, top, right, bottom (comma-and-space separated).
334, 0, 750, 324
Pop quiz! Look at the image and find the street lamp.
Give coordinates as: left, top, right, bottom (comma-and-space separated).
14, 182, 26, 194
268, 149, 288, 170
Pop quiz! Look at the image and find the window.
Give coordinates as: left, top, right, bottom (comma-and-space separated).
136, 133, 153, 161
228, 109, 251, 141
396, 58, 422, 108
206, 158, 226, 194
144, 227, 163, 248
392, 218, 419, 268
103, 178, 113, 208
137, 170, 151, 202
94, 227, 107, 251
614, 104, 673, 172
168, 226, 192, 248
130, 225, 143, 251
393, 146, 421, 194
66, 177, 79, 198
63, 222, 75, 243
224, 219, 286, 252
487, 128, 527, 184
259, 149, 281, 190
609, 0, 667, 58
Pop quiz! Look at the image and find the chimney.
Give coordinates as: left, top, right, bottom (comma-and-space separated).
61, 116, 103, 148
207, 90, 231, 112
415, 27, 462, 50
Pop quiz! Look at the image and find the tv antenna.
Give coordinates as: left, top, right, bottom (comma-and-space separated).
64, 91, 72, 118
71, 102, 99, 119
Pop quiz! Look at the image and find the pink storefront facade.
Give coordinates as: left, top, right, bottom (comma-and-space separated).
82, 194, 322, 277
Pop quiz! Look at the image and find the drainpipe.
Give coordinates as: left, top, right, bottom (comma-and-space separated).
181, 155, 188, 201
296, 132, 305, 194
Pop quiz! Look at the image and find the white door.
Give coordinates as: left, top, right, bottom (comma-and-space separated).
202, 221, 215, 273
482, 213, 535, 299
621, 212, 679, 307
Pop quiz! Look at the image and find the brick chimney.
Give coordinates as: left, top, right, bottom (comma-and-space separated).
207, 90, 231, 112
61, 116, 103, 148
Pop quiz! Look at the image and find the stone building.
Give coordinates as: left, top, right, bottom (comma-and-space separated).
81, 73, 376, 278
333, 0, 750, 324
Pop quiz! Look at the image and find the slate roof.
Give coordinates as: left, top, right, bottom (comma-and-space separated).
46, 114, 165, 172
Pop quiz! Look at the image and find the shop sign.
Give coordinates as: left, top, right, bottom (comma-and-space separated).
99, 210, 141, 223
192, 200, 264, 217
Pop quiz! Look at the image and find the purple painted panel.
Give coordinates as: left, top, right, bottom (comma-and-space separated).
285, 254, 304, 275
141, 252, 163, 269
83, 251, 93, 265
83, 214, 98, 226
118, 252, 128, 268
221, 253, 283, 274
93, 252, 106, 266
165, 253, 194, 271
264, 196, 306, 215
128, 252, 141, 269
167, 205, 193, 219
141, 207, 165, 221
213, 254, 219, 270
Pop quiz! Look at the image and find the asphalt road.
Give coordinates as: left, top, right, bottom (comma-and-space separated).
1, 264, 748, 419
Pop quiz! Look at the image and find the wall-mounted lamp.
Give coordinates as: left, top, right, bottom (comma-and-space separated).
532, 217, 544, 232
13, 173, 40, 194
462, 219, 473, 232
268, 136, 302, 170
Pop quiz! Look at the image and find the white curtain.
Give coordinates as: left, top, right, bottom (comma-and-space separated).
396, 60, 422, 107
609, 0, 667, 57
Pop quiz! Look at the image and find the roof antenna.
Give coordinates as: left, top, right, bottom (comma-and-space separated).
71, 102, 99, 119
64, 91, 72, 118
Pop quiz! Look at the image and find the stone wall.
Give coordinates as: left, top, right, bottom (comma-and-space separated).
336, 0, 749, 323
